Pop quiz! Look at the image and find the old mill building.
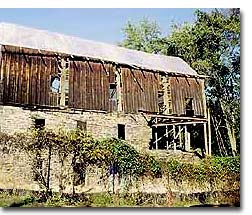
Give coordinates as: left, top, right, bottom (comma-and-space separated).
0, 22, 211, 156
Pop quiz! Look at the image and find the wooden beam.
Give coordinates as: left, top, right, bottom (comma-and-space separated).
178, 125, 182, 148
166, 126, 169, 150
187, 130, 191, 152
201, 79, 207, 118
204, 123, 208, 155
185, 125, 190, 151
208, 108, 212, 156
115, 67, 123, 112
59, 58, 69, 107
130, 68, 144, 92
173, 125, 176, 151
100, 60, 109, 76
152, 121, 207, 127
140, 111, 207, 122
86, 58, 94, 73
155, 118, 158, 150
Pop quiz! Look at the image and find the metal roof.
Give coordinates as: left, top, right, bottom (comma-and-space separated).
0, 22, 198, 76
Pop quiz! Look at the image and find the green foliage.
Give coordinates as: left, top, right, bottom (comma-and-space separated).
119, 18, 163, 53
0, 129, 239, 193
166, 156, 240, 188
120, 9, 240, 156
5, 128, 162, 188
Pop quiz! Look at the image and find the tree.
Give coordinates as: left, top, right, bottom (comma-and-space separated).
120, 9, 240, 156
119, 18, 163, 54
166, 9, 240, 156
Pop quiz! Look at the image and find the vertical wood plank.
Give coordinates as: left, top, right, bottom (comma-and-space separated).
204, 122, 208, 155
173, 125, 176, 151
207, 108, 212, 156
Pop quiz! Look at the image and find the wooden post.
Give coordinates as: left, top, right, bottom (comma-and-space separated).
188, 130, 191, 152
155, 118, 158, 150
201, 79, 207, 118
204, 123, 208, 155
207, 108, 212, 156
184, 125, 187, 151
115, 67, 123, 112
173, 125, 176, 151
59, 58, 66, 107
166, 125, 169, 150
178, 125, 182, 148
185, 125, 190, 152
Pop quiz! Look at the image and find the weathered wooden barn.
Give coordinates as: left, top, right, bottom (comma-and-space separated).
0, 22, 211, 155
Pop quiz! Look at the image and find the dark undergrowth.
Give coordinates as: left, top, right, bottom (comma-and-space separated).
0, 189, 240, 208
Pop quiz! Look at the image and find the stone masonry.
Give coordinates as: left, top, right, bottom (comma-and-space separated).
0, 105, 152, 151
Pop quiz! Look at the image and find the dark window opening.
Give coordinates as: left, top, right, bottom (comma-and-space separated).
50, 76, 61, 93
151, 126, 168, 150
185, 98, 194, 116
150, 126, 181, 150
34, 119, 45, 129
65, 97, 69, 106
109, 83, 117, 100
77, 120, 87, 131
118, 124, 125, 140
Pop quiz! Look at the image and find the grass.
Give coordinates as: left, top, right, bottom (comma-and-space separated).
0, 192, 35, 207
0, 190, 240, 208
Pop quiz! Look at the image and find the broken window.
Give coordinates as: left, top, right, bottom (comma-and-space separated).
118, 124, 125, 140
34, 118, 45, 129
185, 98, 194, 116
77, 120, 87, 131
109, 83, 117, 100
50, 75, 61, 93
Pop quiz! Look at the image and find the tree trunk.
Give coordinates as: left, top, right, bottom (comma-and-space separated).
225, 119, 237, 156
220, 100, 237, 156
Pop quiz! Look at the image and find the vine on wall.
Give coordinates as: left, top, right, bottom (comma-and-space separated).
0, 129, 239, 195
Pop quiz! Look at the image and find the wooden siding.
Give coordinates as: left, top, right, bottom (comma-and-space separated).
121, 68, 159, 113
0, 45, 206, 117
0, 50, 59, 106
170, 76, 205, 117
69, 61, 114, 111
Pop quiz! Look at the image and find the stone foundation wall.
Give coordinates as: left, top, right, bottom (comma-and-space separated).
0, 146, 239, 194
0, 105, 152, 151
0, 144, 169, 194
0, 105, 240, 194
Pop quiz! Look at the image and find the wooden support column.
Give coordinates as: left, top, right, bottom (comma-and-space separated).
173, 125, 176, 151
178, 125, 182, 148
207, 108, 212, 156
204, 123, 208, 155
155, 118, 158, 150
185, 125, 190, 152
115, 67, 123, 112
166, 125, 169, 150
59, 58, 68, 107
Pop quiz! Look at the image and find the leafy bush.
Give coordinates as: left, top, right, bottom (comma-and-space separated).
166, 156, 240, 188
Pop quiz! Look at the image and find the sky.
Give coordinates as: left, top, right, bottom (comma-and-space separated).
0, 8, 213, 45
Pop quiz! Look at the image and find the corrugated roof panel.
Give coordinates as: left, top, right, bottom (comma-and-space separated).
0, 22, 197, 75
